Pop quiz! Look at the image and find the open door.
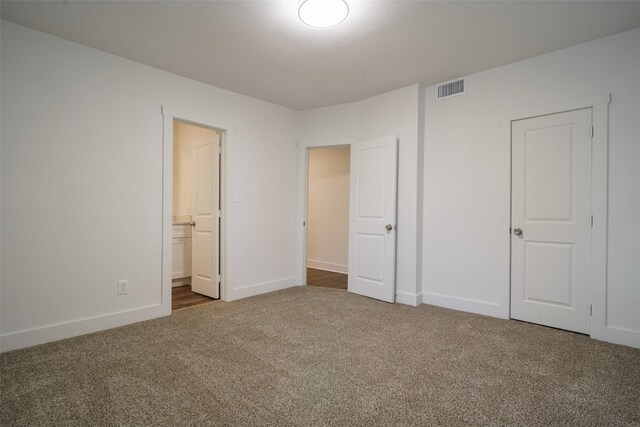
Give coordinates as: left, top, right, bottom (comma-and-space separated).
348, 135, 398, 302
190, 131, 220, 298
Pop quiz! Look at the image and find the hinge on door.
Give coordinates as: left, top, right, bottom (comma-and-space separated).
591, 126, 594, 138
590, 304, 593, 316
591, 215, 594, 227
217, 210, 221, 218
217, 145, 222, 154
216, 274, 221, 284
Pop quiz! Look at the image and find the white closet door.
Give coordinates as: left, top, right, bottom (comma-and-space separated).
511, 108, 592, 334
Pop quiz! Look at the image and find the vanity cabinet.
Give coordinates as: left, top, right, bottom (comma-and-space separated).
172, 224, 192, 280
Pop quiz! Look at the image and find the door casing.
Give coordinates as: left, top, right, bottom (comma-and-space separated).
161, 106, 228, 314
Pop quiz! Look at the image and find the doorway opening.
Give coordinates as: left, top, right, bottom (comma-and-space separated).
171, 119, 223, 311
306, 146, 351, 290
299, 135, 398, 302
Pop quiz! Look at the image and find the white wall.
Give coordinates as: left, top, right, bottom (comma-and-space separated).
299, 84, 424, 305
307, 146, 350, 273
0, 21, 300, 351
422, 27, 640, 348
172, 121, 219, 221
2, 19, 638, 351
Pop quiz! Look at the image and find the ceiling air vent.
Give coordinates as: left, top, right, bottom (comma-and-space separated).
437, 79, 465, 99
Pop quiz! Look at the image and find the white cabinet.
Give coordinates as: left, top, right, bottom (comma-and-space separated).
172, 225, 192, 280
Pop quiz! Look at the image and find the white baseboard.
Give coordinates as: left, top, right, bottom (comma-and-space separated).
592, 324, 640, 349
0, 304, 168, 353
228, 276, 299, 301
421, 291, 506, 318
172, 277, 191, 287
307, 259, 348, 274
396, 291, 423, 307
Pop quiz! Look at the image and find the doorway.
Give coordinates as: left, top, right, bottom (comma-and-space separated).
171, 119, 222, 311
306, 146, 351, 290
510, 108, 593, 333
300, 135, 399, 303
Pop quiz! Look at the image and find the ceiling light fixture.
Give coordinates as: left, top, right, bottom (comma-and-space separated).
298, 0, 349, 29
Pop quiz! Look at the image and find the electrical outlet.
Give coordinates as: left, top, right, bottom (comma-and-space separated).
118, 280, 129, 295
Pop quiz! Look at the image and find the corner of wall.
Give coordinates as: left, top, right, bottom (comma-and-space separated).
416, 84, 425, 297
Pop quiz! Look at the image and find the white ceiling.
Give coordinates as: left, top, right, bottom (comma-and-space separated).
3, 1, 640, 110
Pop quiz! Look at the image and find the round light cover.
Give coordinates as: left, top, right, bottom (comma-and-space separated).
298, 0, 349, 28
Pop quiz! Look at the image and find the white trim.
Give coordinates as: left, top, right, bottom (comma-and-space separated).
593, 325, 640, 349
422, 292, 505, 318
306, 260, 348, 274
396, 291, 422, 307
0, 304, 165, 352
295, 147, 310, 286
161, 106, 230, 306
297, 137, 354, 149
498, 93, 611, 125
161, 108, 174, 316
227, 277, 299, 301
588, 102, 639, 349
171, 277, 191, 288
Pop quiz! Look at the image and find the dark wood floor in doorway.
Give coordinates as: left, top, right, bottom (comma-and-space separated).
307, 268, 347, 290
172, 285, 215, 311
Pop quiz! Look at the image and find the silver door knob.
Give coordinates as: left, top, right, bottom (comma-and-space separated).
189, 221, 196, 227
385, 224, 393, 232
513, 227, 523, 236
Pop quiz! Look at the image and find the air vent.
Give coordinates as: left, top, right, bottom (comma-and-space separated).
437, 79, 465, 99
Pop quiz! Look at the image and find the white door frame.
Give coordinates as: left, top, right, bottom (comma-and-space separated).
295, 137, 355, 286
499, 93, 620, 343
161, 106, 229, 314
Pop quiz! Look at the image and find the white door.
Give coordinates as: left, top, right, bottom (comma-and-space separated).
511, 108, 592, 334
348, 135, 398, 302
191, 132, 220, 298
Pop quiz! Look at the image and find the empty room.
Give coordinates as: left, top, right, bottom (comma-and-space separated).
1, 1, 639, 425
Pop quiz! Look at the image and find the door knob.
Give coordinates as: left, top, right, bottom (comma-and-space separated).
513, 227, 523, 236
385, 224, 393, 232
189, 221, 196, 227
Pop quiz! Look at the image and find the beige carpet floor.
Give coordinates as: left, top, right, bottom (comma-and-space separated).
2, 287, 639, 426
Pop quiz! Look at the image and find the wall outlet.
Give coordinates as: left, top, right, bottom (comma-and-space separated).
117, 280, 129, 295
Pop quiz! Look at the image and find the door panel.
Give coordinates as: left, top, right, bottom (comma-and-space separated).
191, 131, 220, 298
524, 242, 573, 306
355, 234, 384, 282
525, 126, 574, 221
511, 108, 591, 334
195, 231, 213, 280
357, 147, 386, 217
348, 136, 398, 303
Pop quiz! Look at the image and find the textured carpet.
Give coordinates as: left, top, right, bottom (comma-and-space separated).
1, 287, 639, 426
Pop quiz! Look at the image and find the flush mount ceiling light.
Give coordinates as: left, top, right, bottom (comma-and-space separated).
298, 0, 349, 28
